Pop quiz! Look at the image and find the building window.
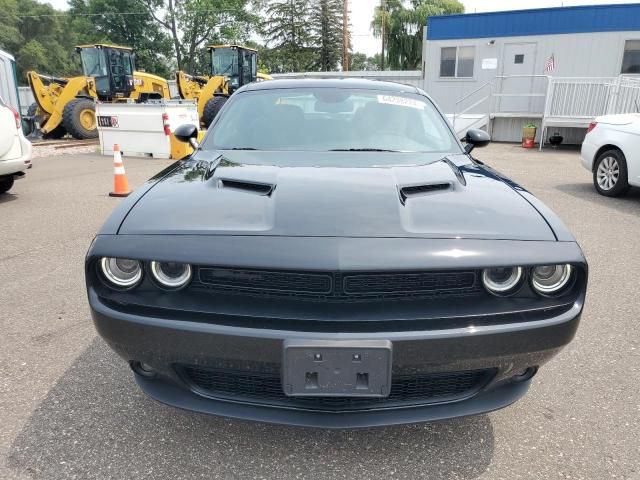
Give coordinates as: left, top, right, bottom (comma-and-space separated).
440, 46, 475, 78
622, 40, 640, 74
514, 54, 525, 64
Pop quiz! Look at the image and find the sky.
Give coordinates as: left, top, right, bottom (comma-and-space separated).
46, 0, 640, 56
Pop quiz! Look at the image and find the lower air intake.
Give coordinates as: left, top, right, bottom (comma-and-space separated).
178, 365, 494, 412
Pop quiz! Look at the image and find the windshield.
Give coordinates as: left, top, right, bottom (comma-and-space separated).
80, 48, 107, 77
211, 48, 238, 77
206, 88, 460, 153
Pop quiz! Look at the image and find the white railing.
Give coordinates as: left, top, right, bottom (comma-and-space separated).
544, 76, 640, 118
452, 81, 492, 130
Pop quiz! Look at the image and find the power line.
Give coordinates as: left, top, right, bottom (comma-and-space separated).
0, 9, 249, 19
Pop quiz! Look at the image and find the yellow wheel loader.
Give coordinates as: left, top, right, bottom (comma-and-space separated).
27, 44, 171, 140
176, 45, 271, 128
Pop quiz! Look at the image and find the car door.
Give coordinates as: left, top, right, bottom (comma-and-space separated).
0, 98, 20, 161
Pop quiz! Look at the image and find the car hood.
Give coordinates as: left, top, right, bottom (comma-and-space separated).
118, 151, 556, 241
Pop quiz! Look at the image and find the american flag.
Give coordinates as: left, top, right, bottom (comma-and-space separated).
544, 54, 556, 73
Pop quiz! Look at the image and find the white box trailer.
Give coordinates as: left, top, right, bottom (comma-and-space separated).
96, 100, 199, 159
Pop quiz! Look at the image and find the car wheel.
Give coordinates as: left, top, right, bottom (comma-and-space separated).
0, 176, 14, 194
202, 96, 227, 128
593, 149, 630, 197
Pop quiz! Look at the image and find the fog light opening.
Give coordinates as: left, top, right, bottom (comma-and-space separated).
130, 361, 157, 378
512, 367, 538, 383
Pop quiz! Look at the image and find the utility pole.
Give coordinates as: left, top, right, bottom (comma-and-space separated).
343, 0, 349, 71
380, 0, 385, 71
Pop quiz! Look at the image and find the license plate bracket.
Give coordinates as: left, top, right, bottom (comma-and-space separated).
282, 339, 392, 397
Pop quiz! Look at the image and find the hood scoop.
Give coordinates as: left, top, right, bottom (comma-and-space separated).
218, 178, 276, 196
399, 182, 451, 204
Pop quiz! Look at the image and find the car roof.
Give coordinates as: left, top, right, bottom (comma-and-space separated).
241, 78, 421, 94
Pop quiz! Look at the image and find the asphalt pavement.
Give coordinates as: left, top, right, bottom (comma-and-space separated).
1, 144, 638, 479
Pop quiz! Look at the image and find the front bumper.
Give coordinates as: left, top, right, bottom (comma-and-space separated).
580, 137, 597, 172
90, 287, 582, 427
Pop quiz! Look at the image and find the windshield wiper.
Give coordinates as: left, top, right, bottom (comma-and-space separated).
329, 148, 399, 152
225, 147, 257, 150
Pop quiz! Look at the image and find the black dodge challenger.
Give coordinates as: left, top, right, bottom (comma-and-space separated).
86, 79, 587, 428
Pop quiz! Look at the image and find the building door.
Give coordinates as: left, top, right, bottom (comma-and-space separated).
499, 43, 537, 113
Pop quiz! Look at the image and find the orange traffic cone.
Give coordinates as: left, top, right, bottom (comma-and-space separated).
109, 144, 131, 197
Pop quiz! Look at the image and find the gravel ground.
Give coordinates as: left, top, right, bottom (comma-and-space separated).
1, 145, 639, 479
31, 142, 99, 159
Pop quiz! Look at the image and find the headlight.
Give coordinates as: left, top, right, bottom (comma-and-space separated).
150, 261, 192, 289
482, 266, 523, 295
100, 257, 143, 288
531, 264, 573, 295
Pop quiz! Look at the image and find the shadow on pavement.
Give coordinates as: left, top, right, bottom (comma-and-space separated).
556, 182, 640, 214
8, 339, 495, 480
0, 192, 18, 205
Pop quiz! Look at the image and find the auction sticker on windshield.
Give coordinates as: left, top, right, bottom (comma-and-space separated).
377, 95, 425, 110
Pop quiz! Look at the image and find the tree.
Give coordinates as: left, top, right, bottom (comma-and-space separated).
137, 0, 262, 74
0, 0, 80, 81
309, 0, 343, 71
263, 0, 314, 72
372, 0, 463, 70
69, 0, 174, 78
349, 52, 380, 71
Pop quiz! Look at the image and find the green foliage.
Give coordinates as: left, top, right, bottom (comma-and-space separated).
350, 52, 380, 71
0, 0, 81, 82
69, 0, 174, 78
310, 0, 344, 71
372, 0, 464, 70
137, 0, 262, 74
263, 0, 315, 72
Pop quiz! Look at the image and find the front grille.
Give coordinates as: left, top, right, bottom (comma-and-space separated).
179, 365, 493, 412
195, 267, 479, 301
343, 271, 476, 294
199, 268, 332, 294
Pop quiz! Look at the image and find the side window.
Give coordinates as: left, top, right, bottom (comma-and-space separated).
122, 52, 133, 75
440, 46, 475, 78
242, 50, 254, 84
622, 40, 640, 74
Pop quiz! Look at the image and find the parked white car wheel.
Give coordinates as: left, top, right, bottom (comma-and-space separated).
593, 149, 630, 197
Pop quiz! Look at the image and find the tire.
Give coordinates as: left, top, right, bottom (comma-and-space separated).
0, 176, 14, 195
202, 96, 227, 128
62, 98, 98, 140
593, 149, 630, 197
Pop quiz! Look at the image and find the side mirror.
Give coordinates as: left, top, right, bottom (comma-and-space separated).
463, 129, 491, 153
174, 124, 199, 150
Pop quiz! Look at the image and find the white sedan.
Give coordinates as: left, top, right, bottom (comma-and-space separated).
0, 96, 32, 194
581, 114, 640, 197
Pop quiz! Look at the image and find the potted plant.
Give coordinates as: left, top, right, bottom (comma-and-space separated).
522, 122, 537, 148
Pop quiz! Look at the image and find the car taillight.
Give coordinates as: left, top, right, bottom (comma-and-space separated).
162, 113, 171, 136
587, 122, 597, 134
8, 105, 21, 130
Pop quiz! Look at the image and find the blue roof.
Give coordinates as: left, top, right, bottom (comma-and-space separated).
426, 3, 640, 40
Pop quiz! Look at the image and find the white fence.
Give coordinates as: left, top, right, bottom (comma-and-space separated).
545, 76, 640, 119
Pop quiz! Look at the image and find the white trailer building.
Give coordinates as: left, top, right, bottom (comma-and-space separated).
422, 3, 640, 144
